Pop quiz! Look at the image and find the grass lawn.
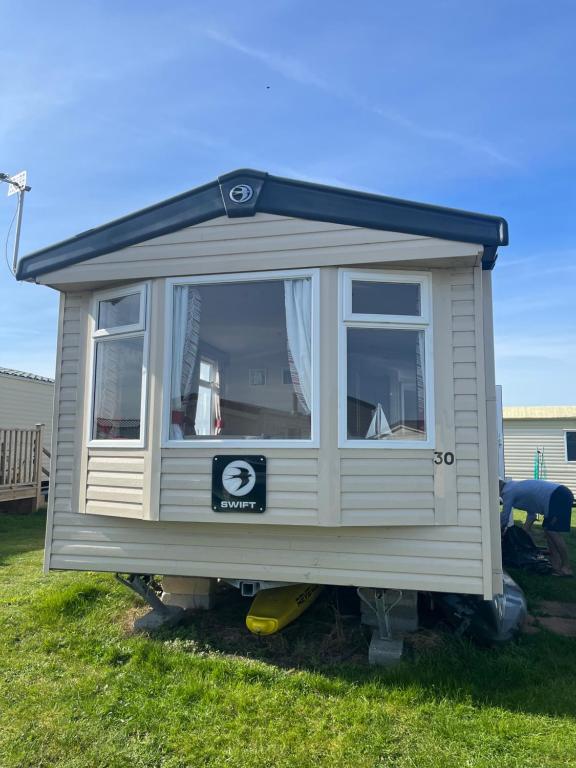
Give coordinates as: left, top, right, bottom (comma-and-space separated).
1, 511, 576, 768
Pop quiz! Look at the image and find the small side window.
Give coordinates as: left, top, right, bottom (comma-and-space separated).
340, 271, 433, 448
89, 284, 148, 446
351, 280, 421, 317
566, 431, 576, 462
97, 292, 141, 331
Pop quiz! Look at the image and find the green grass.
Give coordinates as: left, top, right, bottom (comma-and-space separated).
1, 511, 576, 767
509, 509, 576, 604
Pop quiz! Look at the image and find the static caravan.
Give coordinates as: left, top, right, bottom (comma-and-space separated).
0, 367, 54, 510
16, 170, 508, 618
504, 406, 576, 494
0, 367, 54, 454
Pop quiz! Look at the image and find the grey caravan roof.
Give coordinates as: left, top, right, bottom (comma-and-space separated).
16, 169, 509, 281
0, 367, 54, 384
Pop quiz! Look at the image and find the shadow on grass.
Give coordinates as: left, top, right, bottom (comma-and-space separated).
4, 509, 576, 719
140, 582, 576, 720
0, 510, 46, 565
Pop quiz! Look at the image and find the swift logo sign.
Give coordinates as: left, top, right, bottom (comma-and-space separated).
228, 184, 253, 204
212, 455, 266, 513
222, 460, 256, 496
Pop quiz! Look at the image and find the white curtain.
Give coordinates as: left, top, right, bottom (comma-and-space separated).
415, 331, 425, 429
95, 341, 122, 437
213, 367, 222, 435
366, 402, 392, 439
170, 287, 202, 439
284, 278, 312, 415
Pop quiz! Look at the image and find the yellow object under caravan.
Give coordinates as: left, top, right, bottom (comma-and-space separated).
246, 584, 324, 636
15, 169, 509, 660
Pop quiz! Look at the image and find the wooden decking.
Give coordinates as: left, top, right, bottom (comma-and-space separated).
0, 424, 48, 509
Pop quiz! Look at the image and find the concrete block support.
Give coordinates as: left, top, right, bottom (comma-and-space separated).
161, 576, 216, 610
368, 632, 404, 666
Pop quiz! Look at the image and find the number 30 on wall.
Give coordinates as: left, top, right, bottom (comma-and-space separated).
434, 451, 455, 465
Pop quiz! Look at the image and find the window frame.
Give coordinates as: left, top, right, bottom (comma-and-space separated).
343, 270, 430, 325
338, 269, 435, 450
93, 283, 147, 337
565, 430, 576, 462
162, 268, 321, 449
86, 282, 150, 449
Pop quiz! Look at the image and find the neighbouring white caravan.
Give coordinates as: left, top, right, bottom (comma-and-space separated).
0, 367, 54, 509
0, 367, 54, 453
16, 170, 508, 599
503, 406, 576, 494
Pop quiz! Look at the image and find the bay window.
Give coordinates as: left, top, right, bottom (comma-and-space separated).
166, 270, 318, 446
340, 271, 433, 448
89, 284, 148, 446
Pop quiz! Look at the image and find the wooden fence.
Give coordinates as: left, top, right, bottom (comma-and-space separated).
0, 424, 49, 509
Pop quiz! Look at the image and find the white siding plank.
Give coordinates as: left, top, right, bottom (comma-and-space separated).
341, 458, 433, 475
341, 475, 433, 493
50, 541, 482, 578
54, 511, 483, 541
49, 553, 483, 594
53, 524, 482, 558
455, 411, 479, 428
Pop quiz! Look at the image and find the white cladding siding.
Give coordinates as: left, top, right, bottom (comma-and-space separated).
504, 418, 576, 494
453, 272, 482, 528
160, 452, 319, 525
43, 216, 491, 595
85, 454, 145, 519
50, 512, 483, 594
48, 294, 85, 525
340, 456, 435, 525
38, 214, 481, 288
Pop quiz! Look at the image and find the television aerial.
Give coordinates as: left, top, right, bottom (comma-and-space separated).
0, 170, 31, 273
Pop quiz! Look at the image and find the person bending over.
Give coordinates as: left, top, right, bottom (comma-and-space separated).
500, 479, 574, 577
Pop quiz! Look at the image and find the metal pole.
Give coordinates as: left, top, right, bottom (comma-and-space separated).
11, 189, 25, 274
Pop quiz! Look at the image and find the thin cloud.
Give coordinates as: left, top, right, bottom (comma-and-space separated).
203, 29, 515, 167
371, 107, 515, 167
496, 332, 576, 361
493, 294, 565, 317
203, 29, 330, 90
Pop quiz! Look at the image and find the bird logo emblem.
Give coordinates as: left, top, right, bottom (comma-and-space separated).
229, 184, 253, 204
222, 460, 256, 496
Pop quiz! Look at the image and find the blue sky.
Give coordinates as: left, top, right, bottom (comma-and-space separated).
1, 0, 575, 404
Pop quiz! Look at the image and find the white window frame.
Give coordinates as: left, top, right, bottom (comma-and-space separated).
86, 282, 150, 449
93, 283, 147, 337
338, 269, 435, 450
565, 430, 576, 462
162, 268, 320, 449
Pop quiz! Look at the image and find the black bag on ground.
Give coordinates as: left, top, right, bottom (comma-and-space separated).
501, 525, 552, 574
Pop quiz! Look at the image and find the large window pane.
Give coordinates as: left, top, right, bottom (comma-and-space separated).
170, 279, 312, 440
352, 281, 420, 316
98, 293, 140, 330
93, 336, 144, 439
347, 328, 426, 440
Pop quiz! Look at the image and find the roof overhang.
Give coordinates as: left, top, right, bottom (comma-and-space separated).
16, 169, 508, 281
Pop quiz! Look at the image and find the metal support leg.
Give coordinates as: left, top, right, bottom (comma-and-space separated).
358, 587, 405, 666
116, 574, 185, 631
